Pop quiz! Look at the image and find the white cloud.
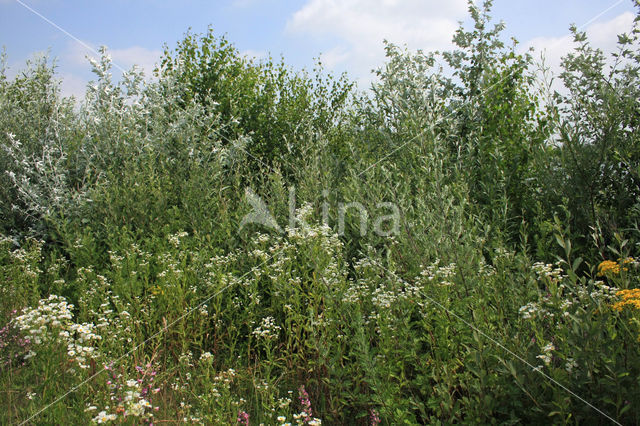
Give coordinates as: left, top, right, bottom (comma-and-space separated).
56, 41, 162, 100
58, 72, 88, 100
522, 11, 636, 93
319, 46, 350, 69
286, 0, 469, 87
241, 49, 267, 61
3, 50, 88, 100
62, 41, 98, 67
63, 41, 161, 77
110, 46, 162, 77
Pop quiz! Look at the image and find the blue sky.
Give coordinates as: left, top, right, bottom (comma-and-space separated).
0, 0, 637, 97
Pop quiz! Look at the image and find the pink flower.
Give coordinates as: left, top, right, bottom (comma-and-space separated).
298, 385, 312, 421
370, 409, 381, 425
237, 411, 249, 425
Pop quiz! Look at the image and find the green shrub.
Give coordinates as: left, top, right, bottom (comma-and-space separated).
1, 1, 640, 424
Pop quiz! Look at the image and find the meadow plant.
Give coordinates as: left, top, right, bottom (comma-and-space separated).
1, 1, 640, 424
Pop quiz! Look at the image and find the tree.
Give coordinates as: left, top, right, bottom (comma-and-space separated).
157, 28, 354, 180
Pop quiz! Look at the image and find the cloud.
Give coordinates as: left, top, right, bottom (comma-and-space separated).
61, 40, 98, 68
58, 72, 88, 100
110, 46, 162, 77
2, 50, 88, 100
286, 0, 469, 87
522, 11, 636, 93
63, 40, 161, 77
319, 46, 350, 69
241, 49, 267, 61
56, 41, 162, 100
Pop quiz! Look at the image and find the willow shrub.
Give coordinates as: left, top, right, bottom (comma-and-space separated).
2, 1, 640, 424
157, 27, 355, 181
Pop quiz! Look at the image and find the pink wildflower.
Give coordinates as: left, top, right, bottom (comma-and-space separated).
237, 410, 249, 425
370, 408, 381, 425
298, 385, 312, 422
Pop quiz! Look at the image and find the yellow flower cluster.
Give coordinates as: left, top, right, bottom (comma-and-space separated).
149, 285, 164, 296
598, 258, 634, 276
612, 288, 640, 311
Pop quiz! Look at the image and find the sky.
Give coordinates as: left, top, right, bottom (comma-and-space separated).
0, 0, 637, 98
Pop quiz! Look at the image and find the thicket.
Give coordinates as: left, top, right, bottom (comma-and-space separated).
1, 1, 640, 424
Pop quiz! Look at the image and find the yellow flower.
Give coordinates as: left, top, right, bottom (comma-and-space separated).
598, 260, 622, 276
149, 285, 164, 296
612, 289, 640, 311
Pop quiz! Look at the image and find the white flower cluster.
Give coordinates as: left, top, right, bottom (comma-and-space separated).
13, 295, 103, 369
199, 351, 213, 363
341, 279, 368, 304
284, 205, 343, 252
278, 395, 292, 409
519, 278, 618, 322
536, 342, 555, 366
256, 233, 271, 244
9, 241, 43, 279
92, 410, 117, 423
371, 286, 397, 309
65, 322, 102, 369
92, 378, 154, 424
205, 251, 239, 269
532, 262, 565, 281
157, 252, 184, 278
167, 231, 189, 248
518, 301, 555, 320
252, 316, 281, 340
178, 351, 195, 367
208, 368, 237, 397
13, 295, 73, 345
578, 280, 618, 301
124, 391, 152, 417
108, 251, 124, 268
419, 260, 456, 286
565, 357, 578, 374
291, 412, 322, 425
251, 248, 269, 261
478, 259, 497, 277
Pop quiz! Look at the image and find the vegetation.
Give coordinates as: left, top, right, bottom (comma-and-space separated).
1, 1, 640, 424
